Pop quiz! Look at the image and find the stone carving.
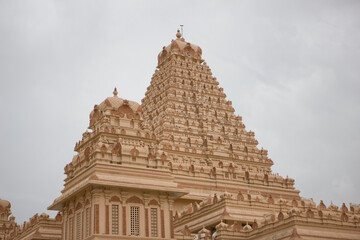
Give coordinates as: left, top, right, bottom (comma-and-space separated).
126, 196, 144, 205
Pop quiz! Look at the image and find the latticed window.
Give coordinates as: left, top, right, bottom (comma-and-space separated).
150, 208, 158, 237
69, 217, 73, 240
112, 205, 119, 234
76, 212, 82, 240
85, 208, 90, 237
130, 206, 140, 236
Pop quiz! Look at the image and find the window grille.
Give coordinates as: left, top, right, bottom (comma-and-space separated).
112, 205, 119, 234
150, 208, 158, 237
69, 217, 73, 240
76, 212, 82, 240
130, 206, 140, 236
85, 208, 90, 237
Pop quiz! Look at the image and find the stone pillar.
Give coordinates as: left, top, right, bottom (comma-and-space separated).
68, 201, 75, 240
145, 208, 149, 237
91, 189, 103, 234
159, 194, 167, 238
104, 190, 111, 235
62, 207, 67, 240
121, 191, 128, 236
143, 193, 150, 237
169, 197, 175, 239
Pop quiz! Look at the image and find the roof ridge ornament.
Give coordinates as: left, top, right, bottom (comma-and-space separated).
113, 87, 118, 97
176, 29, 181, 39
176, 25, 184, 40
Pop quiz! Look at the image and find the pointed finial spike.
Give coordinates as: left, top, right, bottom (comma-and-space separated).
113, 87, 118, 97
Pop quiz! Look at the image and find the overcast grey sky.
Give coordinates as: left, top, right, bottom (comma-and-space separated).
0, 0, 359, 224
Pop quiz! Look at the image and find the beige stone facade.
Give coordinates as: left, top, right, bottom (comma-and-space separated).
2, 30, 360, 240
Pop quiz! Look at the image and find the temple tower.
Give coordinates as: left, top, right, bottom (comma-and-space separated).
141, 31, 300, 221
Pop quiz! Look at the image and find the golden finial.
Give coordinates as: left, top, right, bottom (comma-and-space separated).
113, 87, 118, 96
176, 29, 181, 39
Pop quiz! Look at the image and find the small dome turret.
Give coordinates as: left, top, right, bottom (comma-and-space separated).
89, 89, 141, 127
158, 30, 203, 66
